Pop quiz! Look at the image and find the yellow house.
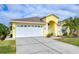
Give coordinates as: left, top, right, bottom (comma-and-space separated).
11, 14, 59, 38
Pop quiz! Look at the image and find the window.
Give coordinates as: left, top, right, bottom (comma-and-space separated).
38, 25, 40, 27
17, 25, 19, 27
37, 25, 42, 28
21, 25, 23, 27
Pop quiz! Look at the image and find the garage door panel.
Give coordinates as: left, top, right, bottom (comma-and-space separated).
16, 24, 43, 37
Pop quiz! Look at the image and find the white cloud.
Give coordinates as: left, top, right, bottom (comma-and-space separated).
0, 11, 24, 19
0, 4, 79, 25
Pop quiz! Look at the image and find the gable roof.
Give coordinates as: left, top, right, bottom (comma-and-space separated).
12, 17, 45, 23
40, 14, 59, 20
47, 14, 59, 19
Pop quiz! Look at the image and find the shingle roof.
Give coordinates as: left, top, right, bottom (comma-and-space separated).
11, 14, 59, 24
12, 17, 45, 23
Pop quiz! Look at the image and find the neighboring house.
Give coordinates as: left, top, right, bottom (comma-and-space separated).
11, 14, 59, 38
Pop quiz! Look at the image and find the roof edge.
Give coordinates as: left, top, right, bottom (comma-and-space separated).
47, 14, 59, 19
11, 21, 46, 24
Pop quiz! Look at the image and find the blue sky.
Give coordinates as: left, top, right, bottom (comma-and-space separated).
0, 4, 79, 25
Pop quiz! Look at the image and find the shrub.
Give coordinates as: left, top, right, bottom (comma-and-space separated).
0, 23, 10, 41
63, 32, 67, 36
46, 33, 53, 38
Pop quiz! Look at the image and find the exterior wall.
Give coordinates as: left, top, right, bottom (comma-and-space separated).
43, 15, 58, 36
43, 23, 48, 36
57, 26, 63, 36
53, 23, 58, 36
12, 22, 16, 38
49, 21, 55, 34
45, 15, 58, 23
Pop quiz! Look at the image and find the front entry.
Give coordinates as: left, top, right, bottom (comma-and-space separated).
48, 21, 57, 36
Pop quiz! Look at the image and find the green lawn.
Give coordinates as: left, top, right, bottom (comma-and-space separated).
56, 38, 79, 46
0, 40, 16, 54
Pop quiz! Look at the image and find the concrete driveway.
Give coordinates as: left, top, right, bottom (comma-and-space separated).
16, 37, 79, 54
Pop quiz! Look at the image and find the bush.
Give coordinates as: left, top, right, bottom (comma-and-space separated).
63, 32, 67, 36
0, 23, 10, 41
46, 33, 53, 38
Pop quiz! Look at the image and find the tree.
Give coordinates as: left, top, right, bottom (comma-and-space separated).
62, 17, 74, 36
73, 17, 79, 36
0, 23, 10, 41
62, 17, 79, 37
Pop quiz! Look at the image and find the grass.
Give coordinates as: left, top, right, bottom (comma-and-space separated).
0, 40, 16, 54
56, 37, 79, 46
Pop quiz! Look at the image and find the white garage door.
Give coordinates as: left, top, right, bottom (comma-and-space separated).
16, 24, 43, 37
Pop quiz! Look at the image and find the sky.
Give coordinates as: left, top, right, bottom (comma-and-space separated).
0, 4, 79, 25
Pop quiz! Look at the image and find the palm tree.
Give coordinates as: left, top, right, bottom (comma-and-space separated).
62, 17, 74, 36
73, 17, 79, 36
62, 17, 79, 37
0, 23, 10, 41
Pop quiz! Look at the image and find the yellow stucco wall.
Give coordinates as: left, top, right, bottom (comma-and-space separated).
45, 15, 58, 23
43, 23, 48, 36
43, 14, 58, 36
12, 22, 16, 38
